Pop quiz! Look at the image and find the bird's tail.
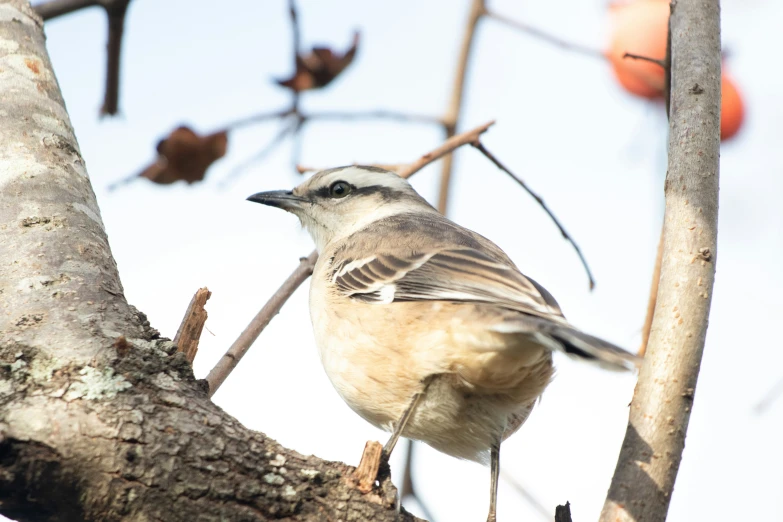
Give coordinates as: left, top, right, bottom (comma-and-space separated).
490, 313, 642, 371
549, 325, 642, 372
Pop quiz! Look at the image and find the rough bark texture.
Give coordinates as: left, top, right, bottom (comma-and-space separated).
0, 2, 421, 520
599, 1, 721, 521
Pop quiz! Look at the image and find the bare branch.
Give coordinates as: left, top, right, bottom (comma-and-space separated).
206, 121, 495, 396
600, 1, 721, 520
400, 120, 494, 178
638, 226, 664, 356
35, 0, 133, 115
437, 0, 486, 214
206, 252, 318, 396
499, 469, 554, 521
215, 109, 446, 185
754, 376, 783, 414
33, 0, 98, 19
99, 0, 131, 116
305, 110, 445, 126
472, 140, 595, 290
173, 287, 211, 365
400, 441, 436, 522
220, 108, 295, 133
218, 121, 296, 187
288, 0, 300, 56
488, 11, 605, 60
622, 52, 666, 68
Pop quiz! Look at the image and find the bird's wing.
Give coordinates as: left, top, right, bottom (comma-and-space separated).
331, 246, 563, 320
330, 245, 640, 371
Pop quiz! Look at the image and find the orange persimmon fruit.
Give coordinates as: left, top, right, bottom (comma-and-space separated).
720, 74, 745, 141
608, 0, 669, 99
608, 0, 746, 140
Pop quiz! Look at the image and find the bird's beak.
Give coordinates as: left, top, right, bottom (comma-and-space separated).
246, 190, 306, 211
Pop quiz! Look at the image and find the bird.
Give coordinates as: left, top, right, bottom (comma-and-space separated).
247, 165, 640, 522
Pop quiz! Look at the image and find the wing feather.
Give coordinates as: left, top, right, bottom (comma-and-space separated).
325, 214, 640, 371
332, 246, 563, 319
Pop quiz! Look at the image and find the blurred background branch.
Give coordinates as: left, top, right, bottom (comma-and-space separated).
34, 0, 132, 115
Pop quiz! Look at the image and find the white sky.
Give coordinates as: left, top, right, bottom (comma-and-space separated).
14, 0, 783, 520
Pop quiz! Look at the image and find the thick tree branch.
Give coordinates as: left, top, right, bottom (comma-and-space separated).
0, 3, 423, 520
599, 1, 721, 520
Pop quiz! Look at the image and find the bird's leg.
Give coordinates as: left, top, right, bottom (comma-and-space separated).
382, 376, 433, 459
487, 439, 501, 522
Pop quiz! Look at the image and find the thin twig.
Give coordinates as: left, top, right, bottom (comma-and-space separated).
291, 114, 306, 169
306, 110, 445, 126
218, 122, 296, 188
499, 469, 554, 522
664, 2, 673, 118
219, 108, 294, 133
754, 376, 783, 414
638, 225, 664, 356
217, 108, 449, 185
639, 5, 672, 357
622, 52, 666, 68
206, 252, 318, 397
437, 0, 486, 214
288, 0, 300, 56
401, 121, 494, 178
489, 11, 606, 60
399, 441, 437, 522
295, 122, 494, 177
206, 121, 494, 396
222, 108, 442, 135
472, 140, 595, 290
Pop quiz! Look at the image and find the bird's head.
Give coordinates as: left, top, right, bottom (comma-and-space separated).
247, 165, 437, 251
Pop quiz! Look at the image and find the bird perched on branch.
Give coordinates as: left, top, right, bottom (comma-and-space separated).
248, 165, 640, 522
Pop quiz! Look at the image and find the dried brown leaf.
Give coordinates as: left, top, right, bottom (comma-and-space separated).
139, 126, 228, 185
276, 32, 360, 92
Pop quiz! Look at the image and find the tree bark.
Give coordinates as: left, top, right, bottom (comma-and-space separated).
599, 1, 721, 520
0, 2, 420, 520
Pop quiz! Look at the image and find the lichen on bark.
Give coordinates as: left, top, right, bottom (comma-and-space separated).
0, 1, 420, 520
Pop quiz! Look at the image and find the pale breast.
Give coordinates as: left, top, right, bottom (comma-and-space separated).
308, 257, 554, 460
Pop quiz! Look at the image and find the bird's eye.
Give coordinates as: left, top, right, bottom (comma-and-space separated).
329, 181, 352, 198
